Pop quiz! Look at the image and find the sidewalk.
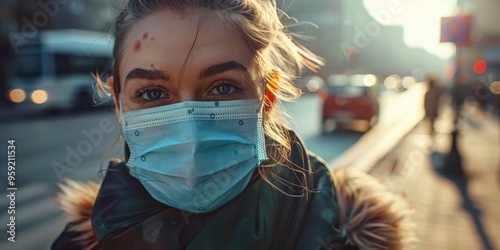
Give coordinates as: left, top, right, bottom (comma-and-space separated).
371, 105, 500, 250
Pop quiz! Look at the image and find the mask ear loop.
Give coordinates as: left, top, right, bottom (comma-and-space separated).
118, 96, 126, 128
118, 96, 131, 161
255, 69, 280, 162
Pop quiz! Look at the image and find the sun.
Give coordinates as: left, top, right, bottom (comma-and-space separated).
362, 0, 457, 59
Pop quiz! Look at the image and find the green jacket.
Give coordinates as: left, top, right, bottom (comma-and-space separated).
52, 133, 412, 249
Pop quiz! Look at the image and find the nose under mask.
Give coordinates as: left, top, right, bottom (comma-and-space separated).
120, 99, 267, 213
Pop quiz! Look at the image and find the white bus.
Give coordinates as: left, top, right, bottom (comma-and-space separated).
5, 29, 113, 111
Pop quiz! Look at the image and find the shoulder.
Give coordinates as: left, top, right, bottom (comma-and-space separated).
52, 166, 106, 249
310, 155, 415, 249
52, 159, 143, 249
290, 135, 415, 249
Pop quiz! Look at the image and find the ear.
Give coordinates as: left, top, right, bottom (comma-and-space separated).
107, 76, 121, 110
264, 70, 280, 113
107, 76, 114, 90
106, 76, 117, 101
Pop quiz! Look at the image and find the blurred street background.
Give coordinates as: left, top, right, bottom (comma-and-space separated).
1, 0, 499, 249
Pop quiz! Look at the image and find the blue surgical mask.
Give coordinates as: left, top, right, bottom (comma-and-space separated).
120, 99, 268, 213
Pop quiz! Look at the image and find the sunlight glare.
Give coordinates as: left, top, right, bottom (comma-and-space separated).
363, 0, 457, 59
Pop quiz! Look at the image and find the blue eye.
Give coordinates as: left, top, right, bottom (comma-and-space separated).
135, 87, 167, 102
210, 82, 241, 96
144, 89, 164, 100
215, 85, 231, 95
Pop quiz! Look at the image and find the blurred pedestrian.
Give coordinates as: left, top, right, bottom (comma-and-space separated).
52, 0, 414, 249
424, 75, 443, 135
471, 78, 490, 114
453, 71, 469, 111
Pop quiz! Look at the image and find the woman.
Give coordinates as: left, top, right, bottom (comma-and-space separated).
52, 0, 413, 249
424, 75, 443, 135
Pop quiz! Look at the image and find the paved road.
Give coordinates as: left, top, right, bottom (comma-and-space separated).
0, 88, 411, 249
0, 109, 121, 249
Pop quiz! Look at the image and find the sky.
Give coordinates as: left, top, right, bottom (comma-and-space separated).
363, 0, 458, 59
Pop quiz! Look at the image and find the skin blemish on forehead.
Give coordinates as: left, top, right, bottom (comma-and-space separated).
134, 40, 141, 52
143, 32, 148, 39
150, 64, 155, 69
151, 37, 155, 41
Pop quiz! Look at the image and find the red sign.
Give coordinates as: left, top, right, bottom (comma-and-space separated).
440, 15, 473, 46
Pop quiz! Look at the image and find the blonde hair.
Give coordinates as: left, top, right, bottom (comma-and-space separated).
97, 0, 323, 193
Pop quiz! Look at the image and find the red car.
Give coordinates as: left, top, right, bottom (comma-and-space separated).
318, 74, 379, 131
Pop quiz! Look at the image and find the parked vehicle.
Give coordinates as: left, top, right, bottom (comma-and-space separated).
4, 29, 113, 111
317, 74, 379, 131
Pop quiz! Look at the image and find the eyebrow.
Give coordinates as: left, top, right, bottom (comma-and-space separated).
199, 60, 248, 79
124, 60, 248, 86
125, 68, 169, 85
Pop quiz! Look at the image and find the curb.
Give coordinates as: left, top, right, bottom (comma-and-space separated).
329, 84, 426, 172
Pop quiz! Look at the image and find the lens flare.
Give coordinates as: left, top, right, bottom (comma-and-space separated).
363, 74, 377, 86
490, 81, 500, 94
31, 90, 49, 104
7, 89, 26, 103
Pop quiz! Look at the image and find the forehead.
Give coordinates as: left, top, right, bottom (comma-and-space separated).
119, 10, 257, 84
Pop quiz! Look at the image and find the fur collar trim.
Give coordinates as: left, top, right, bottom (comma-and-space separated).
56, 168, 414, 249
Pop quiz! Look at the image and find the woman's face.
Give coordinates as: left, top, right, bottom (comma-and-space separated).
119, 10, 261, 111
